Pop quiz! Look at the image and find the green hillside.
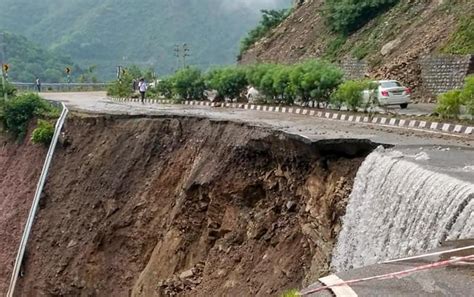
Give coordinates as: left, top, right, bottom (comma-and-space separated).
0, 0, 291, 80
1, 32, 77, 83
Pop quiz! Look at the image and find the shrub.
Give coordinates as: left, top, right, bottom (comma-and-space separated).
459, 75, 474, 116
107, 72, 134, 98
436, 75, 474, 118
156, 78, 174, 99
239, 9, 291, 56
31, 119, 55, 145
0, 80, 17, 98
205, 67, 248, 102
436, 90, 462, 119
2, 93, 55, 138
331, 80, 376, 111
172, 67, 205, 100
289, 60, 344, 107
324, 0, 399, 35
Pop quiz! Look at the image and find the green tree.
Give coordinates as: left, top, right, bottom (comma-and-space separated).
331, 80, 375, 111
205, 67, 248, 102
173, 67, 205, 100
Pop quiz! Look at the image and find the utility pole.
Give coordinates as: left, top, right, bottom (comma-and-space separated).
173, 44, 180, 71
0, 32, 7, 101
182, 43, 190, 68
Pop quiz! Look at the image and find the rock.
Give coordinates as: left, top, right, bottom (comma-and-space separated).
381, 38, 402, 56
67, 240, 77, 248
286, 201, 297, 212
179, 269, 194, 280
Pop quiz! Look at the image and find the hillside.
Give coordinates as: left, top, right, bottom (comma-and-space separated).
0, 0, 290, 80
1, 32, 77, 83
240, 0, 474, 99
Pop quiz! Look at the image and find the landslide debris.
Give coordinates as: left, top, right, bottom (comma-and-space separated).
14, 115, 375, 296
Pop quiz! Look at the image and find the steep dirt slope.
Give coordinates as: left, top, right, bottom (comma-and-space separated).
240, 0, 474, 97
15, 115, 376, 296
0, 130, 46, 295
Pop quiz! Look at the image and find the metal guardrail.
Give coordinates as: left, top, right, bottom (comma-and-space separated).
7, 102, 69, 297
11, 82, 110, 92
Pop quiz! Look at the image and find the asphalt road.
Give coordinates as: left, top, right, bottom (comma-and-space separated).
42, 92, 473, 149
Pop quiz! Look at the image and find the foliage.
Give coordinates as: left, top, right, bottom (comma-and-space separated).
77, 65, 98, 83
0, 80, 17, 98
436, 75, 474, 118
459, 75, 474, 115
331, 80, 376, 111
281, 289, 300, 297
205, 67, 248, 102
324, 35, 347, 60
172, 67, 206, 101
156, 78, 174, 99
31, 119, 54, 145
240, 9, 291, 56
324, 0, 399, 35
107, 72, 134, 98
1, 31, 81, 82
441, 17, 474, 55
288, 60, 344, 107
1, 93, 58, 138
436, 90, 463, 119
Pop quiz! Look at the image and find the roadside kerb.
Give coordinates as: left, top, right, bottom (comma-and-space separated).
110, 98, 474, 136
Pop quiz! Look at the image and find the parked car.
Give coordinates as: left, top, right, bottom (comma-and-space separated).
363, 80, 411, 109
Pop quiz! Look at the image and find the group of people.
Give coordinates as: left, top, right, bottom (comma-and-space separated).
132, 78, 148, 103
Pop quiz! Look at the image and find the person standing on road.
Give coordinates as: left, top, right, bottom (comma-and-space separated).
35, 77, 41, 92
138, 78, 147, 103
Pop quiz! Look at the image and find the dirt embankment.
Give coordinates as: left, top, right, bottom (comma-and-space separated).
13, 115, 375, 296
0, 128, 46, 295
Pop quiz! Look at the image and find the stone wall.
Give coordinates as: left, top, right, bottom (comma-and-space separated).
420, 55, 474, 96
340, 58, 368, 80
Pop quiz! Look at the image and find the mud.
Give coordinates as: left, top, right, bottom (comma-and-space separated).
11, 115, 376, 296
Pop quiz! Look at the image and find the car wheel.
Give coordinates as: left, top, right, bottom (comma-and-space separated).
400, 103, 408, 109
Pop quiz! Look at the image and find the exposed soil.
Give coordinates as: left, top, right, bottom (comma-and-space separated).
12, 114, 376, 296
0, 127, 46, 296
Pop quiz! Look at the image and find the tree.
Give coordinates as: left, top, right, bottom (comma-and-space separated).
331, 80, 375, 111
173, 67, 205, 100
205, 67, 248, 102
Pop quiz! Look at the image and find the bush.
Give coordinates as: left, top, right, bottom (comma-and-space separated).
442, 17, 474, 55
156, 78, 174, 99
2, 93, 56, 138
239, 9, 291, 56
436, 90, 463, 119
205, 67, 248, 102
331, 80, 376, 111
0, 80, 17, 98
459, 75, 474, 116
289, 60, 344, 107
324, 0, 399, 35
436, 75, 474, 118
31, 119, 55, 145
172, 67, 205, 100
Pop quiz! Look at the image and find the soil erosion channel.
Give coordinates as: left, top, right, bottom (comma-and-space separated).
6, 115, 375, 296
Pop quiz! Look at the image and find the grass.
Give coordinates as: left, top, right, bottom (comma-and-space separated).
441, 17, 474, 54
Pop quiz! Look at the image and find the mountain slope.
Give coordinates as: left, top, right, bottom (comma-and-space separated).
0, 0, 291, 79
1, 32, 77, 82
240, 0, 474, 98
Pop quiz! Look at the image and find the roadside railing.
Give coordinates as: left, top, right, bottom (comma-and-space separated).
11, 82, 110, 92
7, 102, 69, 297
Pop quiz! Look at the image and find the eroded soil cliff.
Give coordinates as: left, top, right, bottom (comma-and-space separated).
12, 115, 376, 296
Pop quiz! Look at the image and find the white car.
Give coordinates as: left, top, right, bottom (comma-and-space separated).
363, 80, 411, 109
